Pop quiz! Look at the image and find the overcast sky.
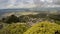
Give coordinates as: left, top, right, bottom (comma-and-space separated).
0, 0, 60, 9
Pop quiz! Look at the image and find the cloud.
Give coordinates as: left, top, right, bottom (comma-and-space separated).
0, 0, 36, 9
33, 0, 60, 8
0, 0, 60, 9
6, 3, 36, 8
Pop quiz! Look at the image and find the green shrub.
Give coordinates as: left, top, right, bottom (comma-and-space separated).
0, 23, 30, 34
24, 21, 60, 34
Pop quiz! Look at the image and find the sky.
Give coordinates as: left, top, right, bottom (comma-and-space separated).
0, 0, 60, 9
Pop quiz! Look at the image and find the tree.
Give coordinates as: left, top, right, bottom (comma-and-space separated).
1, 18, 6, 22
49, 14, 60, 21
4, 15, 19, 24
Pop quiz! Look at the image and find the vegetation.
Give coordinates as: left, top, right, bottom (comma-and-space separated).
49, 14, 60, 24
19, 15, 29, 23
0, 23, 30, 34
1, 13, 60, 24
2, 15, 19, 24
0, 12, 60, 34
49, 14, 60, 21
24, 21, 60, 34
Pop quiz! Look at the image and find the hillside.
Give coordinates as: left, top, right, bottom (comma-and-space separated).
24, 21, 60, 34
0, 23, 30, 34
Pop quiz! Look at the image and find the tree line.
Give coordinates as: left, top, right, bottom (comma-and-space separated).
1, 13, 60, 24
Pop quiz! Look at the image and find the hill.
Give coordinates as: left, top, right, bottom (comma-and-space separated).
24, 21, 60, 34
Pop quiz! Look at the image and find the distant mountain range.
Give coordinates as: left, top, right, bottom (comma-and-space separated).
32, 7, 60, 11
0, 7, 60, 12
0, 7, 60, 18
0, 8, 30, 16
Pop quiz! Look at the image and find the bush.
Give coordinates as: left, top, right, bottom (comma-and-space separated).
0, 23, 30, 34
24, 21, 60, 34
2, 15, 19, 24
19, 15, 29, 23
